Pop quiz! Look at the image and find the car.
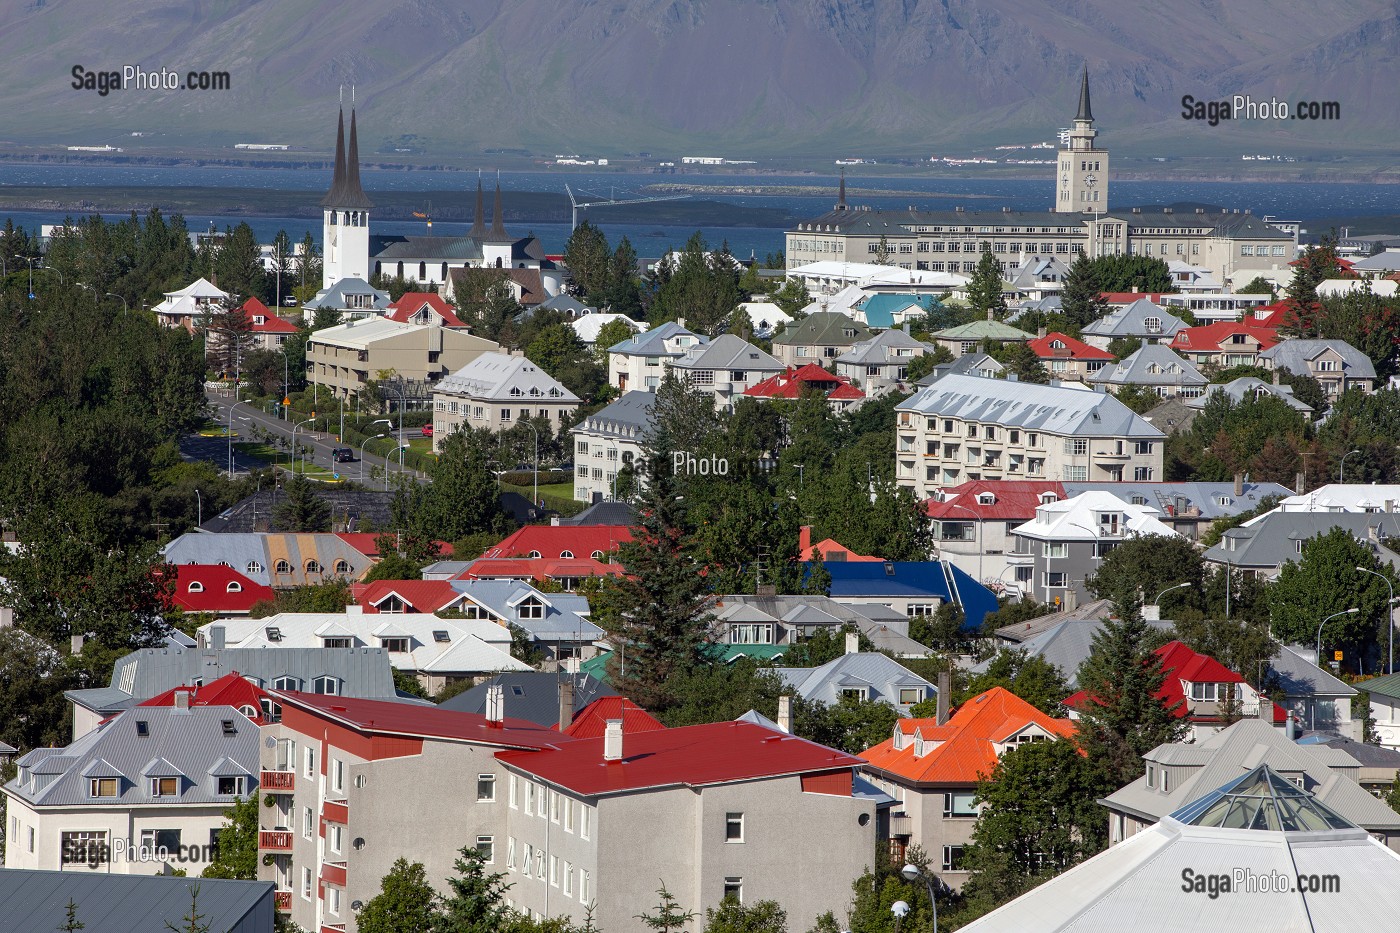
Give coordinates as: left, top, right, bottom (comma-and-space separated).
421, 424, 434, 437
332, 447, 355, 463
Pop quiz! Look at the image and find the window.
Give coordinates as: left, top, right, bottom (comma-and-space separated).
328, 824, 342, 854
898, 687, 923, 705
518, 598, 545, 620
840, 686, 868, 701
1134, 440, 1153, 455
328, 887, 341, 915
247, 561, 263, 576
305, 747, 316, 779
63, 831, 108, 865
507, 837, 517, 870
477, 835, 495, 864
525, 781, 535, 816
1065, 438, 1088, 456
944, 791, 978, 817
580, 870, 591, 902
322, 636, 352, 649
723, 877, 743, 903
1045, 571, 1067, 588
216, 776, 245, 796
331, 758, 344, 793
188, 581, 204, 593
1043, 541, 1067, 558
274, 559, 292, 574
581, 804, 592, 840
478, 774, 496, 802
302, 867, 313, 900
552, 789, 562, 823
150, 776, 179, 797
274, 675, 300, 691
334, 559, 351, 575
1134, 466, 1154, 481
380, 637, 409, 653
433, 630, 451, 643
550, 854, 560, 886
313, 675, 340, 695
305, 559, 322, 574
536, 849, 545, 879
522, 843, 534, 877
539, 786, 549, 820
564, 861, 574, 897
1162, 769, 1171, 792
89, 777, 119, 798
565, 797, 575, 833
725, 812, 744, 843
942, 845, 966, 871
1190, 682, 1221, 702
303, 806, 313, 838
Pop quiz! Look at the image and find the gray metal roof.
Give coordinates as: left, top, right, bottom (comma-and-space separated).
570, 390, 656, 439
439, 672, 617, 727
1268, 645, 1357, 700
670, 333, 784, 372
1101, 718, 1400, 832
1204, 511, 1400, 570
162, 533, 374, 587
772, 311, 872, 347
975, 617, 1172, 688
836, 328, 937, 366
1261, 338, 1378, 381
448, 579, 604, 641
917, 353, 1004, 385
1185, 377, 1313, 413
607, 320, 704, 356
9, 705, 260, 807
994, 597, 1115, 643
303, 277, 391, 311
435, 352, 580, 404
774, 652, 934, 709
1090, 343, 1207, 388
897, 373, 1165, 438
558, 501, 638, 526
200, 490, 394, 533
0, 870, 273, 933
1062, 481, 1294, 522
1081, 298, 1187, 339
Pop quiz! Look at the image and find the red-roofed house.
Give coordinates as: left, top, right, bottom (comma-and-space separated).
140, 672, 273, 723
924, 481, 1067, 593
1065, 640, 1286, 741
240, 297, 300, 350
798, 526, 880, 563
1169, 318, 1281, 368
455, 557, 626, 591
259, 690, 873, 933
386, 292, 468, 329
743, 364, 865, 411
859, 686, 1076, 887
350, 579, 467, 615
561, 696, 665, 738
165, 565, 276, 619
1100, 291, 1170, 307
1027, 332, 1113, 382
334, 533, 453, 561
480, 526, 632, 562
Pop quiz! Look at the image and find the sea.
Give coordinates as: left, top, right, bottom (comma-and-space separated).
0, 163, 1397, 259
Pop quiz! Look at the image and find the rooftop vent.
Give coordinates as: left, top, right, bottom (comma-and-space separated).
265, 627, 282, 642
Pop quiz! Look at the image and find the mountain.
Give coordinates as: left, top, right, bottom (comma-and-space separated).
7, 0, 1398, 160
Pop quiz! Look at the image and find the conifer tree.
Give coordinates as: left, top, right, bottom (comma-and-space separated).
637, 882, 697, 932
1060, 250, 1109, 331
273, 473, 331, 533
967, 242, 1008, 318
437, 845, 512, 933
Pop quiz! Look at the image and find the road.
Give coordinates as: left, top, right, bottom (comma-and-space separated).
193, 390, 427, 485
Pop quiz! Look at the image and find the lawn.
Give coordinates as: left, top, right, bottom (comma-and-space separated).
501, 480, 585, 517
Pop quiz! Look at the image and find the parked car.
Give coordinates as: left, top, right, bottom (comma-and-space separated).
421, 424, 434, 437
332, 447, 355, 463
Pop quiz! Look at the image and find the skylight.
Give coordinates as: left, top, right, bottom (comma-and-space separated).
1170, 765, 1355, 832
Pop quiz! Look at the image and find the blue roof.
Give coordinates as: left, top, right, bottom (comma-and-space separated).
821, 560, 998, 631
858, 294, 939, 329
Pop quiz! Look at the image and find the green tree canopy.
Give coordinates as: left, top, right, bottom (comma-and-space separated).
355, 859, 441, 933
201, 795, 258, 880
272, 473, 331, 532
966, 242, 1008, 318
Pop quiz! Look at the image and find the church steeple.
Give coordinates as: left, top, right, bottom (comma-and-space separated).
1075, 66, 1093, 123
320, 109, 347, 208
321, 107, 373, 210
489, 180, 508, 240
321, 103, 373, 287
836, 169, 847, 211
1054, 66, 1108, 214
469, 176, 486, 238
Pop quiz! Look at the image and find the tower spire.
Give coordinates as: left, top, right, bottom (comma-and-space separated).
320, 108, 347, 208
837, 168, 847, 210
490, 178, 507, 239
470, 174, 486, 237
341, 109, 372, 208
1076, 66, 1093, 123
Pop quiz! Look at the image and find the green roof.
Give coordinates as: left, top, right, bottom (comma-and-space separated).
1354, 672, 1400, 700
579, 651, 612, 684
710, 644, 789, 663
933, 320, 1033, 341
773, 311, 872, 347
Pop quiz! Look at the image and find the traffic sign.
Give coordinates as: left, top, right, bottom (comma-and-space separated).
1334, 650, 1344, 661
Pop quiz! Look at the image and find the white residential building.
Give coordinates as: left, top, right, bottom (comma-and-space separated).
432, 352, 580, 444
606, 321, 706, 392
570, 391, 655, 504
151, 277, 229, 332
667, 334, 785, 411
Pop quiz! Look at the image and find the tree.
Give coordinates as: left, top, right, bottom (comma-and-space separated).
989, 341, 1048, 383
1085, 534, 1204, 608
967, 242, 1007, 318
165, 885, 212, 933
902, 346, 953, 384
770, 277, 811, 317
960, 649, 1071, 715
294, 232, 322, 292
600, 236, 645, 318
526, 323, 588, 380
648, 233, 742, 335
1268, 527, 1396, 671
703, 898, 788, 933
212, 222, 268, 304
58, 899, 85, 932
872, 235, 893, 265
437, 845, 513, 933
563, 221, 611, 300
1282, 232, 1343, 337
1238, 276, 1277, 298
592, 317, 639, 364
272, 473, 331, 532
792, 693, 901, 754
204, 299, 255, 380
409, 428, 510, 541
201, 795, 258, 880
1112, 383, 1162, 414
1075, 591, 1186, 788
1060, 251, 1109, 331
959, 739, 1107, 916
355, 859, 441, 933
637, 882, 697, 932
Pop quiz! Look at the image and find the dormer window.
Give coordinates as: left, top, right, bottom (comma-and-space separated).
1190, 682, 1222, 702
273, 675, 300, 691
518, 598, 545, 620
89, 778, 119, 798
187, 581, 204, 593
247, 561, 263, 575
323, 637, 353, 649
334, 559, 351, 575
313, 676, 340, 695
560, 550, 574, 560
150, 776, 179, 797
216, 775, 245, 796
976, 493, 995, 506
528, 550, 542, 559
226, 582, 242, 593
380, 637, 409, 653
305, 560, 322, 574
274, 559, 291, 574
591, 551, 604, 560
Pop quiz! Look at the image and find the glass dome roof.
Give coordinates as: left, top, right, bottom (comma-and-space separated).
1169, 764, 1357, 832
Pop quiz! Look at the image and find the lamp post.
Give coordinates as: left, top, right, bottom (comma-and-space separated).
1154, 581, 1191, 610
385, 379, 407, 478
360, 433, 387, 484
24, 257, 36, 299
105, 292, 128, 317
891, 900, 911, 933
1316, 607, 1360, 676
1357, 566, 1396, 675
290, 417, 315, 476
901, 863, 941, 933
387, 446, 409, 490
1340, 449, 1361, 484
194, 488, 202, 529
227, 399, 250, 477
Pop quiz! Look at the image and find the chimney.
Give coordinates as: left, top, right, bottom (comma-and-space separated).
551, 516, 560, 527
603, 719, 623, 761
777, 695, 793, 734
0, 606, 11, 628
1256, 688, 1271, 721
210, 625, 225, 650
558, 679, 575, 731
1037, 326, 1047, 339
70, 633, 84, 656
986, 308, 994, 321
935, 670, 951, 725
845, 632, 860, 655
1233, 472, 1244, 497
346, 604, 364, 616
1295, 471, 1306, 495
174, 690, 190, 711
485, 683, 504, 725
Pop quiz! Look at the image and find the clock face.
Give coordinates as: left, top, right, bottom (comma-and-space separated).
1061, 176, 1069, 186
1085, 174, 1097, 187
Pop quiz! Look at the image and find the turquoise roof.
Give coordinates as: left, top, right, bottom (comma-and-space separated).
859, 294, 939, 329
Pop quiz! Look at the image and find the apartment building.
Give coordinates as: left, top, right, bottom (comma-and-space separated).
1259, 338, 1377, 398
432, 352, 580, 443
667, 333, 785, 410
5, 704, 260, 875
606, 321, 705, 392
894, 374, 1165, 499
305, 319, 500, 400
771, 311, 873, 368
570, 391, 654, 503
860, 687, 1076, 890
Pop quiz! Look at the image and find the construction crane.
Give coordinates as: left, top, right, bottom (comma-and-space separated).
565, 184, 688, 230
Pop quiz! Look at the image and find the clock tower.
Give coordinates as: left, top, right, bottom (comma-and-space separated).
1054, 68, 1109, 214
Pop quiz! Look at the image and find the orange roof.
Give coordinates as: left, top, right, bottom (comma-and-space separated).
561, 696, 666, 738
386, 292, 467, 328
1028, 331, 1113, 361
798, 526, 880, 562
457, 557, 627, 583
859, 686, 1076, 785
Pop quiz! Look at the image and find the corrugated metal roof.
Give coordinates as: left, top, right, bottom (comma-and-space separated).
897, 373, 1164, 438
0, 870, 272, 933
775, 653, 934, 708
439, 672, 617, 727
102, 644, 399, 703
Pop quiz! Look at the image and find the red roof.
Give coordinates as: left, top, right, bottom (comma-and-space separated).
335, 532, 452, 560
923, 481, 1067, 520
798, 526, 880, 562
743, 364, 865, 401
1066, 640, 1286, 724
386, 292, 467, 328
140, 673, 272, 722
498, 720, 860, 796
457, 557, 627, 583
1170, 320, 1280, 354
562, 696, 666, 738
1028, 332, 1114, 361
1100, 292, 1170, 305
860, 687, 1077, 784
480, 526, 633, 561
165, 565, 275, 615
275, 691, 573, 750
239, 297, 299, 333
352, 579, 465, 614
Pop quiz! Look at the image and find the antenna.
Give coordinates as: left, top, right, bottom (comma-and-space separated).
351, 84, 356, 104
338, 84, 343, 104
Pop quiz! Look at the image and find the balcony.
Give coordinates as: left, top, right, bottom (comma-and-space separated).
890, 813, 914, 837
261, 770, 295, 792
275, 891, 292, 913
259, 830, 294, 852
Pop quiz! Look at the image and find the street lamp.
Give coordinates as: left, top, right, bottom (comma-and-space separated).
518, 418, 540, 508
891, 899, 911, 933
105, 292, 128, 317
1357, 566, 1396, 675
227, 399, 250, 477
194, 488, 202, 529
360, 433, 387, 484
387, 446, 409, 490
24, 257, 37, 299
901, 863, 940, 933
1154, 581, 1191, 608
1340, 449, 1361, 484
1316, 608, 1360, 674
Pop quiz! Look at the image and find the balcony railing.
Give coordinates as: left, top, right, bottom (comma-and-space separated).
259, 830, 294, 852
275, 891, 292, 912
261, 770, 295, 792
890, 813, 914, 837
